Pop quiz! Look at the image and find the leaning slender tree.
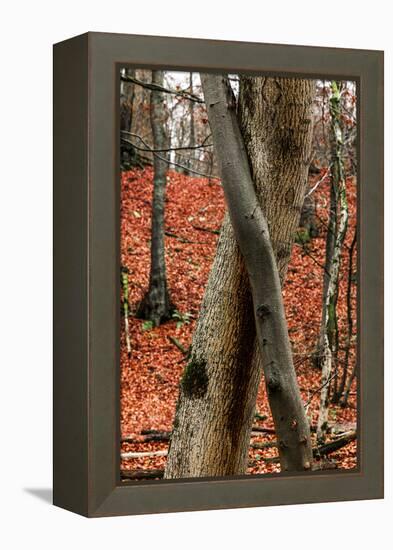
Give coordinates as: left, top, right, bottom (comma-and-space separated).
165, 75, 316, 478
137, 71, 173, 326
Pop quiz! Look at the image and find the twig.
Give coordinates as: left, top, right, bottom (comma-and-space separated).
168, 335, 189, 355
303, 370, 340, 408
305, 165, 332, 197
164, 231, 209, 245
190, 224, 220, 235
295, 242, 331, 276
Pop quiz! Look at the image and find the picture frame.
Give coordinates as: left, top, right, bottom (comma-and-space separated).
53, 32, 383, 517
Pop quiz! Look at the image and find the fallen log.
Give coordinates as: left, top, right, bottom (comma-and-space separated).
141, 429, 170, 436
121, 469, 164, 480
122, 423, 353, 447
121, 450, 168, 460
121, 432, 171, 444
120, 431, 353, 470
251, 426, 276, 435
315, 430, 356, 457
251, 441, 277, 450
261, 431, 357, 464
124, 426, 275, 443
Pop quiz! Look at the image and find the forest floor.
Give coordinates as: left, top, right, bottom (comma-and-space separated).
120, 166, 357, 478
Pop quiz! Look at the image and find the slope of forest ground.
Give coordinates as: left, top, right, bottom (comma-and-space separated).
120, 166, 357, 478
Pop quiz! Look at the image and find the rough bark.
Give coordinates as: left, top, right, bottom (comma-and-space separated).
165, 75, 315, 478
137, 71, 173, 325
317, 82, 349, 441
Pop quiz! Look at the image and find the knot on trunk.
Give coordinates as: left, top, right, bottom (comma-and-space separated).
256, 304, 271, 320
181, 357, 208, 400
290, 419, 298, 430
267, 377, 281, 392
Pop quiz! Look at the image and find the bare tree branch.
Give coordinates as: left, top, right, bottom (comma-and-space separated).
121, 135, 220, 180
120, 74, 204, 103
305, 165, 332, 197
121, 130, 213, 152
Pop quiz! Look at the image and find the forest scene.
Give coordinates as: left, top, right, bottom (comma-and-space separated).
119, 69, 358, 482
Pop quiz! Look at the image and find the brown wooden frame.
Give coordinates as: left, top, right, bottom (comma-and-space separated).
53, 32, 384, 517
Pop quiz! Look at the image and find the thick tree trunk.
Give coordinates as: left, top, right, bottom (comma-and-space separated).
165, 75, 315, 478
137, 71, 173, 325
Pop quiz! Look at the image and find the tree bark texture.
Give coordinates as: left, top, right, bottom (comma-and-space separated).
137, 70, 173, 325
165, 75, 315, 478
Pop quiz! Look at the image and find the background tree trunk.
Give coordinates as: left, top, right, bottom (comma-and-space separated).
313, 167, 337, 369
337, 230, 356, 403
165, 75, 315, 479
316, 81, 349, 441
120, 68, 135, 133
185, 72, 196, 176
137, 70, 173, 326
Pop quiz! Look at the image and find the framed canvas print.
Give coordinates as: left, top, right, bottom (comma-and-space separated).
53, 32, 383, 517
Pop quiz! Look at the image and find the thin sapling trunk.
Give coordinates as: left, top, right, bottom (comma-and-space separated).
137, 70, 173, 326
